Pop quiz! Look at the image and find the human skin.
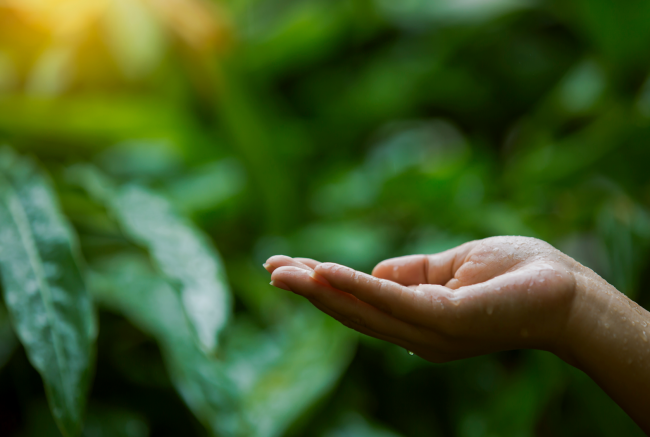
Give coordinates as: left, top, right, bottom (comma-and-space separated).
264, 236, 650, 433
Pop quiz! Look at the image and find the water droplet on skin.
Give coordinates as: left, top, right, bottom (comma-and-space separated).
486, 306, 494, 315
604, 323, 610, 329
407, 350, 414, 356
643, 322, 648, 327
623, 317, 627, 321
642, 331, 648, 342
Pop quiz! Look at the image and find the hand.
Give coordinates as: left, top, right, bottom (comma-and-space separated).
264, 236, 578, 363
265, 236, 650, 432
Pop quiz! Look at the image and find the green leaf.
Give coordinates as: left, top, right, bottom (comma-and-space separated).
0, 148, 94, 437
22, 400, 150, 437
228, 311, 356, 437
0, 301, 17, 370
0, 95, 201, 154
323, 412, 404, 437
91, 254, 355, 437
165, 158, 246, 214
111, 184, 231, 353
89, 255, 244, 437
69, 165, 231, 353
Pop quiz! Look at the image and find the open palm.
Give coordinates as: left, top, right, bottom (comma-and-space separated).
265, 236, 578, 363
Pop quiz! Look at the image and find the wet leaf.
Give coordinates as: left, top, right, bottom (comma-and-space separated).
0, 148, 94, 437
70, 165, 231, 353
0, 301, 17, 370
230, 311, 356, 437
112, 184, 231, 353
91, 254, 355, 437
22, 400, 150, 437
89, 255, 244, 437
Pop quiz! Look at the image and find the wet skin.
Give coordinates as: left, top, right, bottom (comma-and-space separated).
264, 236, 650, 433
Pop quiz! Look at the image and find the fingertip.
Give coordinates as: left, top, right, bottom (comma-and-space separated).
270, 279, 292, 292
271, 265, 305, 279
314, 262, 342, 274
294, 257, 321, 269
265, 255, 314, 274
265, 254, 292, 265
371, 255, 426, 285
371, 259, 392, 279
309, 271, 331, 286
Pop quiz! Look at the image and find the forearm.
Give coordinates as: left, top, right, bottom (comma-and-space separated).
560, 267, 650, 432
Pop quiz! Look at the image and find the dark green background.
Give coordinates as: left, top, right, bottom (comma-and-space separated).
0, 0, 649, 435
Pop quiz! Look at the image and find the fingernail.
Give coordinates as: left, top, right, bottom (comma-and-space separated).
263, 263, 272, 272
309, 271, 331, 286
270, 280, 292, 292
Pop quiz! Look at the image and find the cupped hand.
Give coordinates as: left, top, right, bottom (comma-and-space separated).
264, 237, 579, 363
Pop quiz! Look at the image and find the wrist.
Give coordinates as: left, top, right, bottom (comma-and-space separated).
552, 262, 650, 430
554, 262, 648, 371
552, 267, 610, 368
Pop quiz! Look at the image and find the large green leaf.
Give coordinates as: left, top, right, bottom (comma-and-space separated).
110, 184, 231, 353
0, 301, 17, 370
0, 148, 94, 437
69, 165, 231, 353
22, 400, 150, 437
90, 254, 355, 437
229, 311, 356, 437
89, 255, 245, 437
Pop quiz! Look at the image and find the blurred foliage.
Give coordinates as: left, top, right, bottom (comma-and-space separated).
0, 0, 649, 436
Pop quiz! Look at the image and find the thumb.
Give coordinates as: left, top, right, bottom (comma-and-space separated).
372, 242, 476, 286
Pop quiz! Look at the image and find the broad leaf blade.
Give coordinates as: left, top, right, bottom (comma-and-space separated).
0, 301, 17, 370
112, 184, 231, 353
90, 254, 355, 437
89, 255, 245, 437
69, 165, 231, 353
227, 310, 356, 437
0, 148, 94, 437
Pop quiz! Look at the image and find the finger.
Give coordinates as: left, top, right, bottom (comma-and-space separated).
264, 255, 314, 273
315, 262, 458, 327
293, 257, 321, 269
372, 242, 477, 286
309, 300, 421, 352
271, 266, 430, 343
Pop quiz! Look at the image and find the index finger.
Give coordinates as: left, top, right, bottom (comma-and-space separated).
264, 255, 314, 273
314, 262, 456, 326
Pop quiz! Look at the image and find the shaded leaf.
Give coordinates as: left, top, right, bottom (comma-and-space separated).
23, 400, 149, 437
111, 185, 231, 353
91, 254, 355, 437
69, 165, 230, 353
0, 301, 17, 370
0, 148, 94, 437
166, 158, 246, 214
322, 412, 403, 437
235, 312, 355, 437
89, 254, 245, 437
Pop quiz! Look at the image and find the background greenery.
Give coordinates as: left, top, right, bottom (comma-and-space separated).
0, 0, 649, 435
